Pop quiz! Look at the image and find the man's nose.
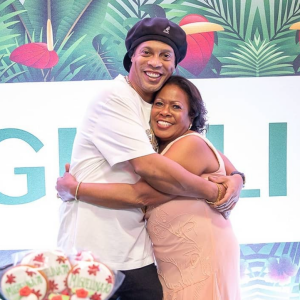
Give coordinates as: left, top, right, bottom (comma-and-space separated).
148, 55, 162, 68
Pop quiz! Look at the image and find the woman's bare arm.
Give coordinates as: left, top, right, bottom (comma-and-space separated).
218, 151, 238, 175
56, 164, 174, 208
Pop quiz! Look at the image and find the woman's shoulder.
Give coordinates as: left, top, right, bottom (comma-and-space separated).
162, 132, 223, 176
162, 132, 210, 155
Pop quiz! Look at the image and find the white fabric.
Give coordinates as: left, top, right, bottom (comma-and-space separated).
57, 75, 155, 270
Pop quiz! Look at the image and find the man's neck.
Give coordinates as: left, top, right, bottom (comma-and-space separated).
126, 75, 153, 103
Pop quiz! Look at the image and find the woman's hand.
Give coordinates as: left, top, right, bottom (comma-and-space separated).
56, 163, 78, 202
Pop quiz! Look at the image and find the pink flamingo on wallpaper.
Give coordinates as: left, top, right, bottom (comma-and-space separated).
179, 14, 224, 76
10, 1, 59, 70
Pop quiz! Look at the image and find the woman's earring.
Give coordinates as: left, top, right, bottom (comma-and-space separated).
188, 124, 192, 130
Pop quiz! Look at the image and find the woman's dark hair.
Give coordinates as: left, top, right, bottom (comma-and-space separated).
163, 75, 208, 133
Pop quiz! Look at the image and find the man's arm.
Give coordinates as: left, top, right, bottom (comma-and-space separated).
130, 153, 219, 202
130, 149, 243, 205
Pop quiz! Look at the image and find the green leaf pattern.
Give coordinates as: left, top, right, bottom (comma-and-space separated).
0, 0, 300, 82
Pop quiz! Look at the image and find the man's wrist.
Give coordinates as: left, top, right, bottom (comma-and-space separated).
230, 171, 245, 187
206, 183, 224, 205
70, 182, 78, 198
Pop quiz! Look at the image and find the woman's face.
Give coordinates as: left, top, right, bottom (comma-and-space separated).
151, 83, 192, 144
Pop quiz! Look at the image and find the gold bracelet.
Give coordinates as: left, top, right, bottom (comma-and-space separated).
206, 183, 222, 205
75, 181, 82, 201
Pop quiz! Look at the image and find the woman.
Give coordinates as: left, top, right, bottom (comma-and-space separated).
143, 76, 240, 299
57, 76, 240, 299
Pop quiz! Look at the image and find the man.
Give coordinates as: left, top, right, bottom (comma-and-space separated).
57, 18, 244, 300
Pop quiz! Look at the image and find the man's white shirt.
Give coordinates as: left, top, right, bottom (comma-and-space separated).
58, 75, 155, 270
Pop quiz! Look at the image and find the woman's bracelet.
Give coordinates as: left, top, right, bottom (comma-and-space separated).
206, 183, 223, 205
75, 181, 82, 201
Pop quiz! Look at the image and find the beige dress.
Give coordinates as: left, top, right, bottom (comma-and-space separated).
145, 133, 241, 300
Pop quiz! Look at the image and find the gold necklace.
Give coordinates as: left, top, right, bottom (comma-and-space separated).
147, 128, 159, 153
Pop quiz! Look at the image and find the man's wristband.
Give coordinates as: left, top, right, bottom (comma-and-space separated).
230, 171, 245, 187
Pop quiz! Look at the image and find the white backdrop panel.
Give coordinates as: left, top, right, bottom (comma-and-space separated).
0, 76, 299, 250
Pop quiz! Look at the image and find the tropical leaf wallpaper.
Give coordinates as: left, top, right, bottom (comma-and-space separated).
0, 0, 299, 83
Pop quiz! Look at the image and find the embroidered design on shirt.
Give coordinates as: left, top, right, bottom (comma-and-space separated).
146, 128, 159, 152
163, 26, 170, 34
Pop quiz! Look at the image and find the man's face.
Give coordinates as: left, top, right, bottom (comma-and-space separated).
128, 40, 176, 103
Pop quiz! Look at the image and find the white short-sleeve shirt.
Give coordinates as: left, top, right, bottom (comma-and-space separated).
57, 75, 155, 270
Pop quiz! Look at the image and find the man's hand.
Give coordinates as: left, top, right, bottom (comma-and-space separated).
208, 174, 243, 218
56, 163, 77, 202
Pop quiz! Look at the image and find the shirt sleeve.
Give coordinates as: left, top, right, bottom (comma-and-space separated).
92, 88, 155, 167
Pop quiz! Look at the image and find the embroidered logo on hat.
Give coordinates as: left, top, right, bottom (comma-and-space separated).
163, 26, 170, 34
